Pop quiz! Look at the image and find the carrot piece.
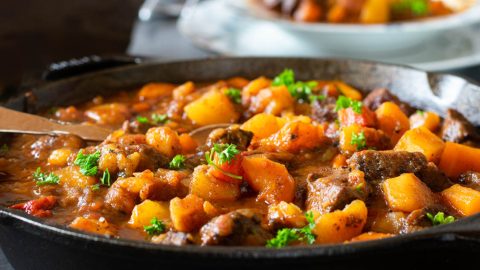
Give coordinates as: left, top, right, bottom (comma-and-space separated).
178, 133, 198, 154
375, 102, 410, 145
442, 184, 480, 216
349, 232, 393, 242
382, 173, 435, 212
438, 142, 480, 178
338, 107, 376, 127
394, 127, 445, 164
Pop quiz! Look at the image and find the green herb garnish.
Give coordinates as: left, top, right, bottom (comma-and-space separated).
144, 217, 165, 236
426, 212, 456, 226
351, 131, 367, 151
151, 113, 168, 125
308, 94, 326, 103
267, 211, 316, 248
205, 144, 242, 180
33, 167, 60, 186
272, 69, 319, 103
169, 154, 186, 170
74, 150, 101, 176
91, 184, 100, 191
224, 88, 242, 104
335, 95, 363, 114
416, 110, 425, 116
101, 169, 111, 186
136, 116, 149, 124
391, 0, 429, 16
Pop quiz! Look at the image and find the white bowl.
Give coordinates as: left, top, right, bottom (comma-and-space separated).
234, 0, 480, 55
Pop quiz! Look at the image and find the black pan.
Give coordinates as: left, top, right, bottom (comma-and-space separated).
2, 57, 480, 270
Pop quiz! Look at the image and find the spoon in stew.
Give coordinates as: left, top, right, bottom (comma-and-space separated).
0, 106, 230, 143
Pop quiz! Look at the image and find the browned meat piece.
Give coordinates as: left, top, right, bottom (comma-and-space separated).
458, 171, 480, 191
440, 109, 480, 144
30, 134, 84, 160
124, 144, 169, 171
200, 209, 272, 246
363, 88, 414, 115
263, 0, 299, 14
104, 185, 137, 214
139, 169, 189, 201
126, 119, 154, 134
416, 162, 453, 192
152, 231, 194, 246
206, 125, 253, 150
306, 169, 368, 214
403, 205, 455, 233
311, 96, 337, 123
348, 150, 427, 183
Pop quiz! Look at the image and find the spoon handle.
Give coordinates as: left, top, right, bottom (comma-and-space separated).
0, 107, 111, 141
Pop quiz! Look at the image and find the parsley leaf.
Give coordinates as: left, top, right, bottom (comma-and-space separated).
335, 95, 363, 114
144, 217, 165, 236
351, 131, 367, 151
0, 144, 8, 155
169, 154, 186, 170
136, 116, 149, 124
74, 150, 101, 176
272, 69, 318, 103
224, 88, 242, 104
151, 113, 168, 125
267, 211, 316, 248
416, 110, 425, 116
426, 212, 456, 226
308, 94, 326, 103
205, 144, 242, 180
101, 169, 111, 186
392, 0, 428, 16
33, 167, 60, 186
91, 184, 100, 191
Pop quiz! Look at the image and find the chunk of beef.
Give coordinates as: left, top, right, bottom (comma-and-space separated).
124, 144, 169, 171
416, 162, 453, 192
440, 109, 480, 144
306, 169, 368, 214
152, 231, 193, 246
30, 135, 84, 160
404, 205, 455, 233
363, 88, 414, 115
206, 125, 253, 150
104, 184, 137, 214
200, 209, 272, 246
348, 151, 427, 183
139, 169, 189, 201
311, 96, 337, 123
458, 171, 480, 191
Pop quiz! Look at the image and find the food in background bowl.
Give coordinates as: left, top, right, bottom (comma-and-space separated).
259, 0, 471, 23
2, 68, 480, 247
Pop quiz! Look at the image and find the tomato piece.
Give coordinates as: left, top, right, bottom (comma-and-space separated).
338, 107, 376, 127
11, 196, 57, 217
210, 154, 243, 184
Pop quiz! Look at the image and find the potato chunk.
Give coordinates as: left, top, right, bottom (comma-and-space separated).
313, 200, 368, 244
442, 184, 480, 216
248, 86, 294, 116
190, 165, 240, 201
170, 194, 208, 232
129, 200, 170, 228
241, 76, 271, 105
184, 90, 239, 125
85, 103, 130, 126
241, 156, 295, 204
267, 201, 307, 229
382, 173, 435, 212
241, 113, 286, 140
138, 82, 176, 100
48, 148, 72, 166
394, 127, 445, 164
438, 142, 480, 179
145, 126, 181, 158
410, 111, 441, 132
70, 217, 116, 236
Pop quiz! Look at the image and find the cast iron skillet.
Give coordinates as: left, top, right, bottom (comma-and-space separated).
2, 57, 480, 270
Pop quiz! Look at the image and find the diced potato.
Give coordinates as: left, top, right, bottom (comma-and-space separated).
70, 217, 116, 236
226, 77, 249, 88
327, 4, 347, 23
178, 133, 198, 154
138, 82, 176, 100
442, 184, 480, 216
241, 156, 295, 204
382, 173, 435, 212
128, 200, 170, 228
169, 194, 208, 232
394, 127, 445, 163
56, 166, 97, 189
184, 90, 239, 125
255, 121, 327, 153
334, 81, 363, 100
248, 86, 294, 116
48, 148, 72, 166
267, 201, 307, 228
145, 126, 181, 158
173, 81, 195, 101
360, 0, 390, 24
332, 154, 347, 168
313, 200, 368, 244
370, 212, 407, 234
339, 124, 363, 153
242, 76, 271, 105
293, 0, 323, 22
85, 103, 130, 126
349, 232, 392, 242
190, 165, 240, 201
339, 125, 390, 154
115, 170, 155, 194
375, 102, 410, 145
409, 111, 441, 131
241, 113, 286, 139
438, 142, 480, 178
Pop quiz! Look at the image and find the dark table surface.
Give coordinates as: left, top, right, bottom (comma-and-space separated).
2, 15, 480, 270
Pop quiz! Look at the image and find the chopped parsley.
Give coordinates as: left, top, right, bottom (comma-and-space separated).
224, 88, 242, 104
267, 211, 316, 248
308, 94, 326, 103
136, 116, 149, 124
426, 212, 456, 226
391, 0, 429, 16
33, 167, 60, 186
74, 150, 101, 176
144, 217, 165, 236
355, 183, 365, 193
205, 143, 242, 180
0, 144, 8, 155
151, 113, 168, 125
91, 184, 100, 191
416, 110, 425, 116
351, 131, 367, 151
272, 69, 319, 103
101, 169, 111, 186
169, 154, 186, 170
335, 95, 363, 114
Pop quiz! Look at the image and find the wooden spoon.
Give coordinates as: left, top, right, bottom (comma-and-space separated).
0, 106, 230, 143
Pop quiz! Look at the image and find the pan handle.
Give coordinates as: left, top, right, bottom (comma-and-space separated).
42, 54, 143, 81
